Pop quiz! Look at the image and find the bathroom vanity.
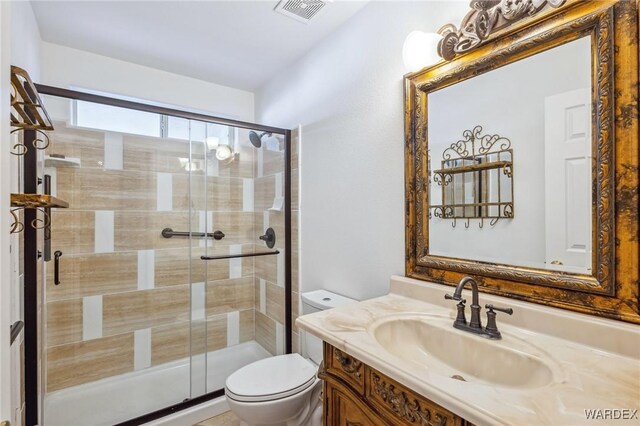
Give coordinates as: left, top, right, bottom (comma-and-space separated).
320, 343, 469, 425
296, 276, 640, 425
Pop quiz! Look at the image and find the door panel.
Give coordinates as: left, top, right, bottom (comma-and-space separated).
544, 88, 592, 273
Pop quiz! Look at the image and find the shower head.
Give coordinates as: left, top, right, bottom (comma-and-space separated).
249, 131, 271, 148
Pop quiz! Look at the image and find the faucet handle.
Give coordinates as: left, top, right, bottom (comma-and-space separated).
445, 293, 466, 303
485, 304, 513, 315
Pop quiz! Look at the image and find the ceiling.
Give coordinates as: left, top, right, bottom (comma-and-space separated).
31, 0, 370, 92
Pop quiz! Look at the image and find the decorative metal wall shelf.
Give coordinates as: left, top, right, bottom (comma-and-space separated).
10, 194, 68, 235
8, 66, 67, 235
430, 126, 514, 227
10, 65, 54, 156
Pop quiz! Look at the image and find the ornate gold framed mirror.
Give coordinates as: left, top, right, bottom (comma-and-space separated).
404, 0, 639, 323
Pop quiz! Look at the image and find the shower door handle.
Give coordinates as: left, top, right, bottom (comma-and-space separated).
54, 250, 62, 285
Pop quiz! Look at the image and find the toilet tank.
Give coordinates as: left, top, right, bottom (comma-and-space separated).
300, 290, 357, 364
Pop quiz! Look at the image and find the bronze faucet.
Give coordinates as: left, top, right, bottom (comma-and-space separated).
445, 277, 513, 339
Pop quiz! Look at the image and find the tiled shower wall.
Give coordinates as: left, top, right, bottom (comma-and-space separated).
253, 127, 300, 355
44, 119, 290, 392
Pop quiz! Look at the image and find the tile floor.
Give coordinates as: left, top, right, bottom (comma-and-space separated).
194, 410, 241, 426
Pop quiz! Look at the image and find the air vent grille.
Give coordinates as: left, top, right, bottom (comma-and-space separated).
274, 0, 327, 23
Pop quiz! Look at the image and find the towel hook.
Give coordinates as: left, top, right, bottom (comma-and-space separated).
452, 218, 457, 228
490, 217, 499, 226
465, 218, 470, 229
479, 218, 484, 229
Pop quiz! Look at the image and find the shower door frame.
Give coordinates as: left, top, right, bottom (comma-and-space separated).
24, 84, 293, 426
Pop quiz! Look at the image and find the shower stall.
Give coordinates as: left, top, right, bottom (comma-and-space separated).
21, 85, 292, 425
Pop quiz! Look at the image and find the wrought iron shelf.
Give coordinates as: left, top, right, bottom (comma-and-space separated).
10, 66, 54, 131
11, 194, 69, 209
433, 160, 512, 176
431, 202, 513, 216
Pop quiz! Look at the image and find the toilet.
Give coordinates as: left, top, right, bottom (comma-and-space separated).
225, 290, 357, 426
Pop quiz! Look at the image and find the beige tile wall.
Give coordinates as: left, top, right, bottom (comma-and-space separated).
47, 333, 135, 392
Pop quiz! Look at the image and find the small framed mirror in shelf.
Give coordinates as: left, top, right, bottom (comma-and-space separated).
430, 126, 513, 227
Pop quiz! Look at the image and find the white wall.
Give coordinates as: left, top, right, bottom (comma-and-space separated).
2, 2, 42, 424
40, 42, 255, 122
428, 37, 591, 268
10, 1, 41, 80
0, 3, 13, 423
256, 1, 469, 301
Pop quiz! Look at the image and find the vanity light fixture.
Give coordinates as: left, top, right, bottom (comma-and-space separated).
402, 31, 442, 72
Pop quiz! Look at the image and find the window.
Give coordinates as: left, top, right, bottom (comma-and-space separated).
74, 100, 162, 137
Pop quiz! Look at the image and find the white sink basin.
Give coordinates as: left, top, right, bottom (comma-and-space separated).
369, 313, 559, 389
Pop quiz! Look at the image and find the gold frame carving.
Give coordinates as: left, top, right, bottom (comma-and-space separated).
437, 0, 567, 60
404, 0, 639, 323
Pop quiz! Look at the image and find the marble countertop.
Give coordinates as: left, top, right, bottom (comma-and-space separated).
296, 276, 640, 425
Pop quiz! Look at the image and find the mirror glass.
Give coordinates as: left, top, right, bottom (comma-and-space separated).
427, 36, 592, 274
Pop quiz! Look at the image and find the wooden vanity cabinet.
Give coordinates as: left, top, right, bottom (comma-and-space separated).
319, 343, 473, 426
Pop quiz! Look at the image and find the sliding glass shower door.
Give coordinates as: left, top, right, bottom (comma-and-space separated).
35, 92, 289, 425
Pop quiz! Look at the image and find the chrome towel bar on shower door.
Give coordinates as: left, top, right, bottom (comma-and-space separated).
161, 227, 225, 240
201, 250, 280, 261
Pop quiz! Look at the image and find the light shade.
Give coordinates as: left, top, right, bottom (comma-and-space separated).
402, 31, 442, 72
205, 136, 219, 151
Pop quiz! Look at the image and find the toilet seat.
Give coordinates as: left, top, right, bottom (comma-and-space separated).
225, 353, 318, 403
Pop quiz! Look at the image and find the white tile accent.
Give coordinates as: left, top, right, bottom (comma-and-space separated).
227, 311, 240, 347
94, 210, 114, 253
191, 282, 206, 321
82, 295, 103, 340
134, 328, 152, 371
275, 172, 283, 199
229, 245, 242, 279
157, 172, 173, 211
104, 132, 123, 170
242, 178, 254, 212
276, 322, 285, 355
259, 279, 267, 314
277, 249, 285, 288
199, 210, 214, 233
137, 250, 155, 290
263, 211, 270, 229
257, 146, 264, 178
199, 211, 214, 248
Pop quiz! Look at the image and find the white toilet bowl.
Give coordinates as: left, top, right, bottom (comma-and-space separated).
225, 290, 357, 426
225, 353, 322, 426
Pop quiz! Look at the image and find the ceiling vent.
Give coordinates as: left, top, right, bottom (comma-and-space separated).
274, 0, 327, 24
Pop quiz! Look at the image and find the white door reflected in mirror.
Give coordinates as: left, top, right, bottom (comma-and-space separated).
544, 88, 592, 274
